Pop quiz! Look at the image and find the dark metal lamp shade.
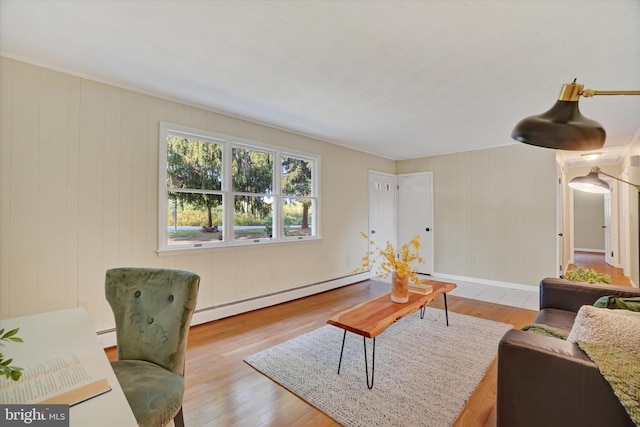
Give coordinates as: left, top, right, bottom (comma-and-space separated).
511, 100, 606, 151
568, 170, 610, 194
569, 166, 640, 194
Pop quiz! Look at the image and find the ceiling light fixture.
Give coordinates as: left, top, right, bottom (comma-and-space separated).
511, 80, 640, 151
568, 166, 640, 194
580, 152, 602, 161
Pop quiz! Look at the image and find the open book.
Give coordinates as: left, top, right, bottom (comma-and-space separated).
0, 353, 111, 406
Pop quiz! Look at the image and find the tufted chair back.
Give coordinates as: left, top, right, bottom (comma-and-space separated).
106, 267, 200, 374
106, 268, 199, 427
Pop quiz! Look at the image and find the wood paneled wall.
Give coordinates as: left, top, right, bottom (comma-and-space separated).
397, 144, 558, 286
0, 57, 393, 330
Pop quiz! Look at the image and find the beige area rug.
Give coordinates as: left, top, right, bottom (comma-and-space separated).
245, 307, 512, 427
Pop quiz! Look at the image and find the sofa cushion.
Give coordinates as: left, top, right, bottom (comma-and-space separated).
534, 308, 577, 332
567, 305, 640, 355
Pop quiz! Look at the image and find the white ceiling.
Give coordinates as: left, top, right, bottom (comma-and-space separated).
1, 1, 639, 165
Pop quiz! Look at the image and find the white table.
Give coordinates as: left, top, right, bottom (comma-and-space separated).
0, 308, 138, 426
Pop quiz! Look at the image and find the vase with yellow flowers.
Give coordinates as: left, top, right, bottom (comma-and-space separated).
354, 232, 424, 303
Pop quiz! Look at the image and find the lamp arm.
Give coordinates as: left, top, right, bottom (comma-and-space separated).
595, 168, 640, 191
581, 89, 640, 98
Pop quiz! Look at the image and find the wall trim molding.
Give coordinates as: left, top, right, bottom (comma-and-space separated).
431, 272, 539, 293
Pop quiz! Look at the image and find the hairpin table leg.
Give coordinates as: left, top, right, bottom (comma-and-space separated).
337, 330, 347, 374
444, 293, 449, 326
336, 331, 376, 389
363, 336, 376, 389
419, 294, 450, 325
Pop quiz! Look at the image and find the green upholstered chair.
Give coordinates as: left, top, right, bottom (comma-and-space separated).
106, 268, 200, 427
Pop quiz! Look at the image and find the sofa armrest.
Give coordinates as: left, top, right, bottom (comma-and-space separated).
539, 277, 640, 313
497, 329, 633, 427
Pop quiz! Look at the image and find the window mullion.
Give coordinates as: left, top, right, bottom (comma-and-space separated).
273, 151, 282, 240
223, 139, 233, 244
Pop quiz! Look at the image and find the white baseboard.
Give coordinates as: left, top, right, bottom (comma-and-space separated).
429, 272, 539, 293
97, 272, 370, 348
574, 248, 605, 254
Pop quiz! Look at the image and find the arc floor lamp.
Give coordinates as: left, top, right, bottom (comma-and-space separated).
512, 80, 640, 151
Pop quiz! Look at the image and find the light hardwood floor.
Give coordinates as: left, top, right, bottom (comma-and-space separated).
569, 251, 632, 287
106, 280, 537, 426
569, 251, 631, 286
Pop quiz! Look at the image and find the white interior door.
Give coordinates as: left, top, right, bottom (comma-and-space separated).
368, 171, 396, 279
604, 191, 613, 266
397, 172, 434, 275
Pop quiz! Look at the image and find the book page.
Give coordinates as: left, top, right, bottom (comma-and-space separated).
0, 353, 111, 405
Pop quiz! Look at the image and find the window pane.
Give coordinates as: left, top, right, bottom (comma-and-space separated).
167, 192, 223, 246
284, 198, 313, 237
232, 147, 273, 193
167, 136, 223, 191
282, 156, 312, 196
234, 195, 273, 240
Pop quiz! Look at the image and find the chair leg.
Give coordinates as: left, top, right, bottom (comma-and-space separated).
174, 407, 185, 427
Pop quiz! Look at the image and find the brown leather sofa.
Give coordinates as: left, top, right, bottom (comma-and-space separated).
497, 277, 640, 427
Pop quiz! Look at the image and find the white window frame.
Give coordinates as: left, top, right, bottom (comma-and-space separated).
158, 122, 320, 254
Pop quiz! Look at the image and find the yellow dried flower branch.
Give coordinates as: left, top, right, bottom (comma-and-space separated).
353, 232, 424, 285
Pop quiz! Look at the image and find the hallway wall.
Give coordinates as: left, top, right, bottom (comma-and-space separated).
573, 191, 605, 252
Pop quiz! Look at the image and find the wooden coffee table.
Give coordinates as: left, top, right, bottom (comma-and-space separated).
327, 279, 456, 389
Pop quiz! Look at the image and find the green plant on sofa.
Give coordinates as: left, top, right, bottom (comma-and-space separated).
0, 327, 23, 381
565, 266, 611, 284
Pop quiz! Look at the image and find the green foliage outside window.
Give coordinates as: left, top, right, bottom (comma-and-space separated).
282, 157, 312, 230
167, 205, 223, 227
167, 136, 223, 228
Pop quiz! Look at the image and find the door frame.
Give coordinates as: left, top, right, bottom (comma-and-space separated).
620, 170, 632, 276
557, 163, 564, 276
569, 176, 621, 268
600, 177, 618, 267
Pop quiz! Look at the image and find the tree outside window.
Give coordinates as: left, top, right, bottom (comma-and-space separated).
282, 156, 314, 236
166, 136, 223, 246
232, 147, 274, 240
